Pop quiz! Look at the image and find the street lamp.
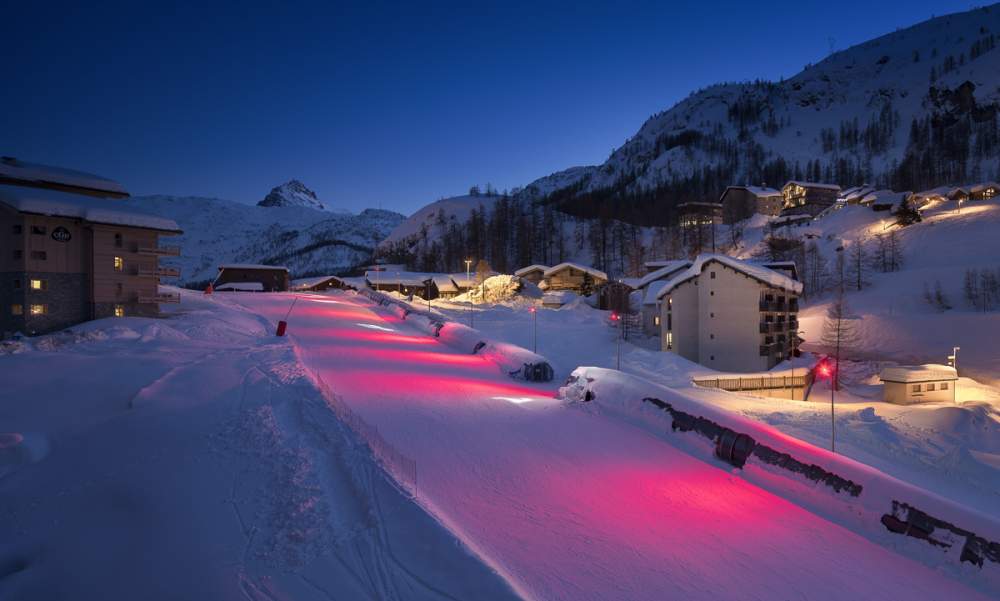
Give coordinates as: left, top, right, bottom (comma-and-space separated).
611, 312, 622, 370
529, 306, 537, 353
465, 259, 473, 328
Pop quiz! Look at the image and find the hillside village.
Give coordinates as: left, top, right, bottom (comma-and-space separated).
5, 4, 1000, 600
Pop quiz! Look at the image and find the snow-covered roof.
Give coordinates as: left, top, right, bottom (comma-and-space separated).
219, 264, 289, 271
542, 291, 576, 304
638, 260, 692, 288
449, 273, 478, 288
0, 157, 128, 197
514, 264, 548, 276
215, 282, 264, 291
432, 274, 458, 292
291, 275, 343, 290
860, 189, 910, 207
643, 280, 670, 305
770, 214, 813, 225
657, 254, 803, 299
722, 185, 781, 199
880, 364, 958, 383
620, 277, 643, 289
364, 270, 435, 287
543, 262, 608, 281
970, 182, 1000, 194
911, 186, 951, 201
0, 184, 181, 232
838, 186, 876, 202
783, 181, 841, 192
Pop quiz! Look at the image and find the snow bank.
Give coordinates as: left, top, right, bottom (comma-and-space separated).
357, 289, 554, 381
561, 367, 1000, 582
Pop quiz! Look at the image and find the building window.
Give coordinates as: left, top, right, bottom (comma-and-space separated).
13, 279, 20, 289
30, 251, 47, 260
113, 304, 125, 317
29, 279, 47, 291
11, 304, 22, 315
912, 384, 922, 393
12, 225, 22, 234
115, 233, 123, 248
710, 312, 714, 318
31, 225, 47, 235
926, 383, 936, 391
710, 355, 715, 361
29, 304, 47, 315
666, 332, 673, 350
941, 382, 949, 390
710, 334, 714, 339
114, 256, 124, 271
654, 315, 660, 326
116, 283, 123, 296
710, 271, 716, 279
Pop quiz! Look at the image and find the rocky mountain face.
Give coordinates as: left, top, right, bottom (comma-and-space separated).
130, 195, 404, 285
258, 180, 327, 210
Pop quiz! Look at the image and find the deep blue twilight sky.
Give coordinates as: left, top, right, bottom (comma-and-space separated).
3, 1, 976, 214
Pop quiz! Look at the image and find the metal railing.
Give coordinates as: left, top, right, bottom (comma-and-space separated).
137, 245, 181, 257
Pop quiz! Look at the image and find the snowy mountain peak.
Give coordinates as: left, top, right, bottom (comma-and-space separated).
258, 179, 326, 210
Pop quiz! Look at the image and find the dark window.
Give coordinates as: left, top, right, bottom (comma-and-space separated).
114, 233, 123, 248
12, 225, 22, 234
710, 312, 714, 318
116, 283, 123, 296
30, 251, 47, 260
710, 291, 714, 296
13, 250, 22, 259
13, 279, 20, 289
710, 355, 715, 361
710, 271, 716, 279
765, 336, 774, 344
709, 334, 714, 339
667, 314, 672, 330
31, 225, 46, 235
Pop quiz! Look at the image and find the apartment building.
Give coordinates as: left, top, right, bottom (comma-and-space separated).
0, 158, 181, 336
657, 255, 802, 373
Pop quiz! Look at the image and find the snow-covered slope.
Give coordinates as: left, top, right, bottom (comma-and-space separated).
128, 195, 404, 284
527, 5, 1000, 202
382, 193, 500, 246
257, 179, 328, 211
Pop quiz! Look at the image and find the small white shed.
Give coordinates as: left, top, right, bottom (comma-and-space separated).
879, 364, 958, 404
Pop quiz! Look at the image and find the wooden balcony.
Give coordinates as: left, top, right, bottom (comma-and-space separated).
138, 292, 181, 304
136, 266, 181, 278
137, 245, 181, 257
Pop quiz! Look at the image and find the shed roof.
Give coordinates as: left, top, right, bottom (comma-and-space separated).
721, 185, 781, 199
880, 364, 958, 383
638, 260, 692, 288
0, 157, 128, 197
543, 262, 608, 281
365, 270, 436, 287
432, 274, 458, 292
514, 264, 548, 276
291, 275, 344, 290
643, 280, 670, 305
657, 254, 803, 299
0, 184, 181, 232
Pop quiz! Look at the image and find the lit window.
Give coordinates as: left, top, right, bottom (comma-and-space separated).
926, 383, 936, 391
29, 304, 47, 315
654, 315, 660, 326
114, 256, 124, 271
30, 279, 46, 291
113, 304, 125, 317
666, 332, 673, 350
11, 304, 23, 315
912, 384, 921, 393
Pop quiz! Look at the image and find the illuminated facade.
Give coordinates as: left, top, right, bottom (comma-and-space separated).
780, 181, 841, 216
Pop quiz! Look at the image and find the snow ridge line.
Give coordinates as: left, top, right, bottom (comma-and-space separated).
354, 288, 555, 381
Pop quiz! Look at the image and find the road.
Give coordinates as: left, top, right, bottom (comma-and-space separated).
238, 291, 992, 601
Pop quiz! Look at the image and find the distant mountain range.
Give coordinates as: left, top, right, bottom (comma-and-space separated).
129, 194, 403, 285
258, 179, 329, 211
382, 5, 1000, 272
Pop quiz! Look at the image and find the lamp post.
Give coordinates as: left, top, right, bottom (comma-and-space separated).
611, 312, 622, 370
529, 306, 537, 353
465, 259, 473, 327
948, 346, 961, 402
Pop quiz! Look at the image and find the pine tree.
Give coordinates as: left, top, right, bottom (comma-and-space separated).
821, 292, 860, 373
